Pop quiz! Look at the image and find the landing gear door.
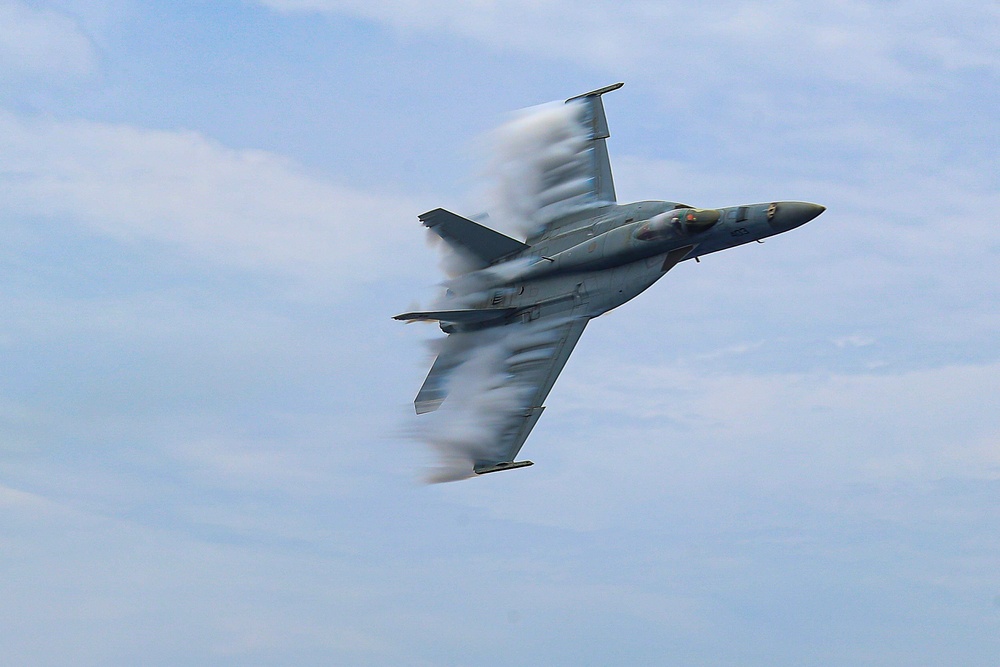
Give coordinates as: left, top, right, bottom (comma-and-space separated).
573, 281, 590, 315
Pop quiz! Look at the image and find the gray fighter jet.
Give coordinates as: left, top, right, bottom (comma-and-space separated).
396, 83, 824, 480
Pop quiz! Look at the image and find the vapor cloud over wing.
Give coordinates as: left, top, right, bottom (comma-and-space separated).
416, 316, 571, 483
407, 100, 605, 481
483, 100, 597, 238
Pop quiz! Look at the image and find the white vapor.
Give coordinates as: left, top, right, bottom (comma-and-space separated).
410, 99, 600, 481
483, 99, 597, 239
417, 317, 570, 483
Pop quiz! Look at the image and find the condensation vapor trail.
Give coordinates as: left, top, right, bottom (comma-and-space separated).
483, 99, 595, 239
417, 316, 571, 483
412, 99, 594, 482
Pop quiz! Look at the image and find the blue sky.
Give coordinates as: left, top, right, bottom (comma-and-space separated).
1, 1, 998, 664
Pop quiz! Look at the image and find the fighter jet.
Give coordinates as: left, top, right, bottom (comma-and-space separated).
396, 83, 824, 480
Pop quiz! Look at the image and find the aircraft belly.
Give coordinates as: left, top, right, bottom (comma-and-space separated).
505, 274, 592, 322
584, 258, 669, 317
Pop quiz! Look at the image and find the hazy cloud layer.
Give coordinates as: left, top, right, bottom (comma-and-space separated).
260, 0, 1000, 84
0, 0, 96, 77
0, 112, 419, 282
1, 2, 997, 665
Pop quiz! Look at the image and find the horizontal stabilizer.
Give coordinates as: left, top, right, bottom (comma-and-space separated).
420, 208, 529, 266
393, 308, 516, 324
414, 346, 460, 414
474, 460, 534, 475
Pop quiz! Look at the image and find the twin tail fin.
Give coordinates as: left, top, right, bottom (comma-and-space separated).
419, 208, 528, 267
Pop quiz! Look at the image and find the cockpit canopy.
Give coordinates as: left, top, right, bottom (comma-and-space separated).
635, 207, 721, 240
667, 208, 721, 231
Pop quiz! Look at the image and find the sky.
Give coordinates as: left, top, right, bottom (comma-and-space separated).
0, 1, 998, 664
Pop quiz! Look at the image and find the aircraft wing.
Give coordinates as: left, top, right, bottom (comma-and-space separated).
491, 83, 622, 241
416, 313, 588, 479
491, 315, 588, 468
565, 82, 622, 207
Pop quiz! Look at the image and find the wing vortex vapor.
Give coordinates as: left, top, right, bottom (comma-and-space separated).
485, 99, 600, 238
416, 315, 575, 483
410, 97, 608, 481
401, 82, 823, 481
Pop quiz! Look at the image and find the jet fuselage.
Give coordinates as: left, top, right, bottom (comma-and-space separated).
450, 199, 824, 329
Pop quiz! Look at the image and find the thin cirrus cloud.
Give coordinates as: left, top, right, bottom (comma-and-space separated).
257, 0, 1000, 89
0, 0, 96, 77
0, 111, 420, 282
442, 355, 1000, 533
0, 3, 995, 665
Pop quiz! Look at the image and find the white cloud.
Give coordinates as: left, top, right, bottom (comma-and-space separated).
446, 358, 1000, 532
0, 1, 96, 77
0, 112, 423, 282
0, 5, 995, 662
258, 0, 1000, 89
0, 481, 49, 509
833, 335, 875, 349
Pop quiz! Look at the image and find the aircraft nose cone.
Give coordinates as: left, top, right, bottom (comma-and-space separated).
768, 201, 826, 231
